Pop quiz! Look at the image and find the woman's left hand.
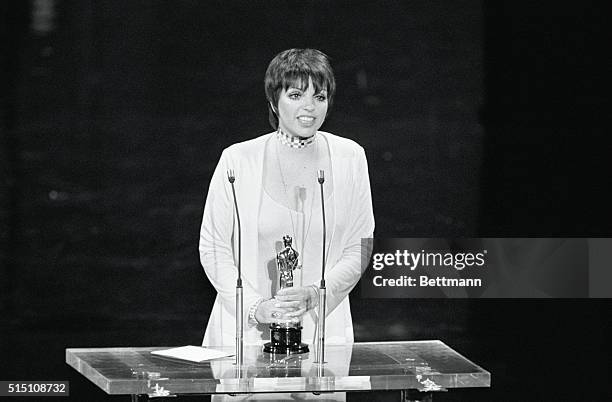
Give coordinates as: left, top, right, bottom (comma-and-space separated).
274, 286, 318, 319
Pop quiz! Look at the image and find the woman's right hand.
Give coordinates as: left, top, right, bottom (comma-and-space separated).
254, 298, 300, 324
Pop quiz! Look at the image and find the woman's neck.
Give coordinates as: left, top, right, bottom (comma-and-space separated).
276, 128, 318, 151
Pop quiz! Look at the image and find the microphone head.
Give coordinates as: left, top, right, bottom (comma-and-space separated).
227, 169, 235, 183
317, 170, 325, 184
298, 186, 307, 205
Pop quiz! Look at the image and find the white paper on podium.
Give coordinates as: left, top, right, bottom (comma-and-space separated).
151, 346, 234, 363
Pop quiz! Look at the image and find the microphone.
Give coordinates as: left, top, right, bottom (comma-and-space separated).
317, 170, 326, 288
316, 170, 327, 365
227, 169, 243, 369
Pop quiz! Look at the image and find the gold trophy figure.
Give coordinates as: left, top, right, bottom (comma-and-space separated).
263, 236, 309, 354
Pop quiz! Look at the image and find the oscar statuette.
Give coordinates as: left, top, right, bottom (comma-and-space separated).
263, 235, 309, 354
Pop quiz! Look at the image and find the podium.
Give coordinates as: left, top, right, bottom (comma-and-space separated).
66, 340, 490, 401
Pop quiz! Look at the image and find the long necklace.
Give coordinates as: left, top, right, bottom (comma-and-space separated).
275, 131, 318, 266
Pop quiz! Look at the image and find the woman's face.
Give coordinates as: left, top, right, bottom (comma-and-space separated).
276, 77, 328, 138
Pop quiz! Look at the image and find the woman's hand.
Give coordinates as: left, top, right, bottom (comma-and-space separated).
254, 286, 319, 323
274, 285, 319, 319
254, 298, 299, 324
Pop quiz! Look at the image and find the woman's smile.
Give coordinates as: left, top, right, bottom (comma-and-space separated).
297, 115, 316, 126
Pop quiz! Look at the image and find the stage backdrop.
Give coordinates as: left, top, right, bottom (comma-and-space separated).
2, 1, 610, 401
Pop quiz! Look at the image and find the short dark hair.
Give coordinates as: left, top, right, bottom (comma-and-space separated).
264, 48, 336, 130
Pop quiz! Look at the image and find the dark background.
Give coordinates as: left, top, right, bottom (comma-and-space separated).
1, 1, 610, 401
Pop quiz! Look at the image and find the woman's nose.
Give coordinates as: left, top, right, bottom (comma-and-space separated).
303, 96, 315, 110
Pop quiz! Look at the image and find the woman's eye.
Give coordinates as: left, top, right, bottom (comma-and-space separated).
316, 95, 327, 102
288, 92, 301, 100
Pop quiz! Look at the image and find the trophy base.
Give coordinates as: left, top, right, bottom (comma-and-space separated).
263, 324, 309, 354
263, 343, 309, 354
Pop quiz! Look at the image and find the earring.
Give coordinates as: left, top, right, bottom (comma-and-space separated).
269, 102, 278, 116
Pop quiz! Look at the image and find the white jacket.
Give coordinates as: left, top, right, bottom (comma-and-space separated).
199, 131, 374, 347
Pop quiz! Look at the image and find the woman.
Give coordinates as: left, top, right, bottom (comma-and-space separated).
199, 48, 374, 348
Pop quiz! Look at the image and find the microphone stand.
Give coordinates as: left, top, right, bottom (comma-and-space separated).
315, 170, 327, 366
227, 169, 243, 370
